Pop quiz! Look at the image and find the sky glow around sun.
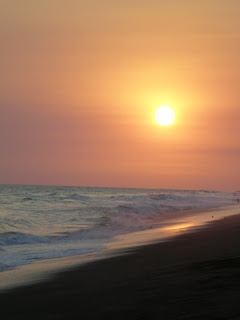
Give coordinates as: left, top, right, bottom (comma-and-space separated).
1, 1, 240, 190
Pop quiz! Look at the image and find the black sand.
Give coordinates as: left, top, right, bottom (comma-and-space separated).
1, 214, 240, 319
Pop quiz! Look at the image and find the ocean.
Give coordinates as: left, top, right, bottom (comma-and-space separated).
0, 184, 238, 272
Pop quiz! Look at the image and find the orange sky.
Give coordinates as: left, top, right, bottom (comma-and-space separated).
1, 1, 240, 190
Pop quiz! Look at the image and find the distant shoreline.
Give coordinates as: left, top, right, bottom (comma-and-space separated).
0, 183, 235, 192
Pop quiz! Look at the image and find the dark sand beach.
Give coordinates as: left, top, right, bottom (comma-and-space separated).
1, 211, 240, 319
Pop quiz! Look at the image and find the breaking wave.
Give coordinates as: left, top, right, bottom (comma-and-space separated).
0, 185, 238, 272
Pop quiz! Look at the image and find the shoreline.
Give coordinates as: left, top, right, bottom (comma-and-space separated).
0, 205, 239, 292
1, 205, 240, 318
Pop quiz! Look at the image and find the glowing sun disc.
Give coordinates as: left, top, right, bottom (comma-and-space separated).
155, 106, 175, 126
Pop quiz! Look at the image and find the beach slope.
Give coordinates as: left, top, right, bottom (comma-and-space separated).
1, 213, 240, 319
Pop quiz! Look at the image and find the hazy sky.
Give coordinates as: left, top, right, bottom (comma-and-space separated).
1, 0, 240, 190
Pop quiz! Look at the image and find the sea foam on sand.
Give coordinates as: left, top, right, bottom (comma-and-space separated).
1, 205, 240, 319
0, 205, 239, 292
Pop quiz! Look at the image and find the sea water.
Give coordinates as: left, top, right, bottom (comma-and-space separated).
0, 184, 238, 272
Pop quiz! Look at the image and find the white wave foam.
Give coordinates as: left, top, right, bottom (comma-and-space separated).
0, 185, 238, 272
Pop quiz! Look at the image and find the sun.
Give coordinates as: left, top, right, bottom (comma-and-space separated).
155, 106, 175, 126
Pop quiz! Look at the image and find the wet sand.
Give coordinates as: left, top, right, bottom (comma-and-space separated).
1, 211, 240, 319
